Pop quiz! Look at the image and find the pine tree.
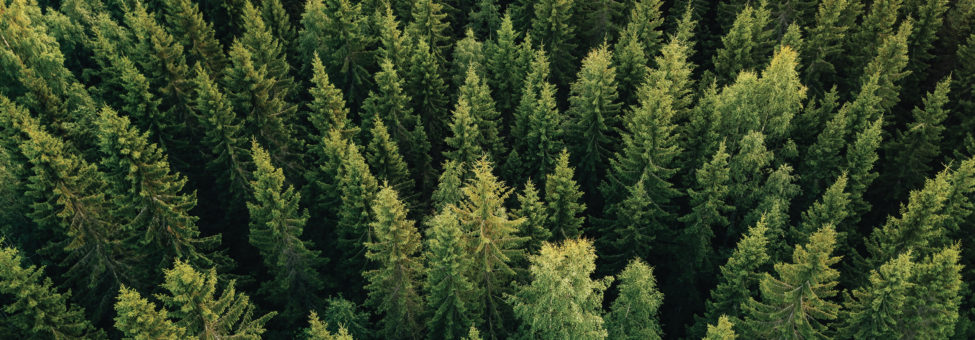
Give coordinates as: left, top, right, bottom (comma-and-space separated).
162, 0, 226, 75
647, 18, 698, 121
882, 77, 951, 202
305, 312, 353, 340
191, 64, 251, 204
88, 28, 163, 141
531, 0, 578, 87
514, 179, 552, 254
457, 65, 504, 160
424, 209, 478, 340
901, 245, 964, 339
605, 258, 665, 340
679, 141, 733, 271
485, 13, 532, 117
364, 184, 425, 339
903, 0, 950, 94
298, 0, 373, 104
144, 260, 276, 338
260, 0, 297, 58
405, 40, 450, 157
468, 0, 501, 38
577, 0, 624, 47
336, 142, 380, 288
690, 218, 770, 339
509, 238, 611, 340
0, 243, 104, 339
451, 157, 526, 338
795, 173, 850, 243
544, 149, 587, 240
407, 0, 451, 64
94, 107, 220, 271
801, 0, 858, 95
712, 4, 774, 85
322, 297, 372, 339
366, 117, 417, 203
247, 141, 325, 324
114, 286, 186, 339
704, 315, 738, 340
509, 48, 565, 182
743, 225, 841, 339
565, 44, 621, 198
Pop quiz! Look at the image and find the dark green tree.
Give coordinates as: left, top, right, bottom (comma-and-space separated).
424, 209, 478, 340
530, 0, 577, 87
367, 117, 417, 203
452, 29, 485, 89
860, 20, 912, 114
679, 141, 733, 271
457, 65, 504, 161
544, 149, 587, 240
795, 173, 850, 244
191, 64, 251, 203
565, 44, 621, 198
405, 40, 450, 157
712, 4, 774, 85
508, 48, 565, 182
432, 160, 466, 212
407, 0, 451, 64
513, 179, 551, 254
881, 77, 951, 202
335, 142, 380, 288
605, 258, 665, 340
800, 0, 858, 95
298, 0, 373, 104
445, 96, 485, 168
162, 0, 226, 75
485, 13, 532, 117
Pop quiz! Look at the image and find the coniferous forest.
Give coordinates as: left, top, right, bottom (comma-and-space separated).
3, 0, 975, 338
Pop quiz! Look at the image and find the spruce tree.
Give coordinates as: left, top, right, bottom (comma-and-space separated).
860, 20, 912, 114
485, 13, 532, 118
508, 48, 565, 182
364, 184, 425, 339
704, 315, 738, 340
795, 173, 850, 244
544, 149, 587, 240
305, 312, 353, 340
424, 209, 478, 340
88, 28, 162, 141
619, 0, 665, 59
513, 179, 551, 254
839, 252, 914, 339
881, 77, 951, 202
903, 0, 950, 95
405, 40, 450, 157
0, 243, 104, 339
530, 0, 577, 87
246, 141, 325, 324
259, 0, 297, 59
322, 297, 372, 339
743, 225, 841, 339
679, 141, 733, 271
336, 142, 380, 289
298, 0, 373, 104
647, 18, 698, 121
605, 258, 665, 340
509, 238, 611, 340
613, 28, 650, 108
842, 0, 898, 85
376, 2, 411, 70
712, 4, 774, 85
162, 0, 226, 75
801, 0, 858, 95
114, 286, 186, 339
577, 0, 624, 47
451, 157, 526, 338
565, 44, 621, 198
445, 98, 484, 168
366, 117, 417, 203
452, 29, 485, 89
407, 0, 451, 64
843, 118, 883, 223
457, 65, 504, 160
432, 160, 466, 212
94, 107, 220, 271
307, 53, 354, 140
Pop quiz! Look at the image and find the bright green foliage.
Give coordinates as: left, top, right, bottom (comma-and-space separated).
452, 29, 485, 89
94, 107, 218, 270
619, 0, 665, 59
509, 238, 611, 340
457, 65, 504, 161
405, 40, 450, 155
0, 244, 104, 339
613, 29, 649, 108
843, 118, 883, 222
605, 258, 664, 340
679, 141, 733, 270
376, 3, 411, 70
839, 252, 914, 339
223, 40, 298, 170
191, 64, 250, 203
445, 98, 485, 166
162, 0, 226, 75
565, 44, 621, 197
704, 315, 737, 340
801, 0, 858, 95
509, 48, 565, 182
860, 20, 912, 113
464, 326, 483, 340
901, 245, 964, 339
322, 297, 371, 339
432, 160, 466, 212
305, 312, 353, 340
307, 53, 353, 139
114, 286, 185, 339
336, 142, 380, 282
531, 0, 577, 87
843, 0, 899, 83
743, 225, 841, 339
298, 0, 373, 103
485, 13, 532, 116
544, 149, 587, 240
364, 184, 425, 339
149, 260, 276, 338
692, 219, 770, 339
247, 141, 324, 323
362, 59, 432, 188
450, 157, 526, 338
882, 77, 952, 201
647, 21, 698, 120
712, 4, 774, 85
367, 118, 416, 202
795, 173, 850, 243
407, 0, 451, 64
424, 209, 478, 340
514, 179, 551, 254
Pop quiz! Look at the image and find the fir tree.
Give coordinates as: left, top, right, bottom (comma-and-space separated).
0, 243, 104, 339
457, 65, 504, 160
605, 258, 665, 340
452, 29, 485, 89
424, 209, 478, 340
509, 238, 612, 340
260, 0, 297, 59
704, 315, 738, 340
407, 0, 451, 64
247, 141, 325, 324
191, 64, 251, 204
509, 48, 565, 182
843, 0, 899, 84
405, 40, 450, 157
576, 0, 624, 47
531, 0, 578, 87
647, 18, 698, 121
860, 20, 912, 114
307, 53, 353, 140
162, 0, 226, 75
712, 4, 774, 85
322, 297, 372, 339
613, 28, 650, 108
336, 142, 380, 288
839, 252, 914, 339
619, 0, 665, 59
565, 44, 621, 198
544, 149, 587, 240
485, 13, 532, 118
114, 286, 186, 339
679, 141, 733, 271
305, 312, 354, 340
513, 179, 552, 254
882, 77, 951, 202
795, 173, 850, 243
298, 0, 373, 104
445, 98, 485, 166
743, 225, 841, 339
432, 160, 466, 212
366, 117, 417, 203
843, 118, 883, 223
903, 0, 949, 93
468, 0, 502, 38
376, 2, 411, 70
801, 0, 858, 95
364, 184, 425, 339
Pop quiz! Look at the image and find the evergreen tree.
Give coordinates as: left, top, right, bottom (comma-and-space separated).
530, 0, 578, 87
903, 0, 950, 93
513, 179, 551, 254
565, 44, 621, 198
613, 28, 649, 108
544, 149, 587, 240
712, 4, 774, 85
367, 117, 417, 203
376, 2, 411, 70
451, 157, 525, 338
485, 13, 532, 118
468, 0, 501, 38
795, 173, 850, 244
445, 98, 485, 166
424, 209, 478, 340
577, 0, 624, 47
452, 29, 485, 89
260, 0, 297, 59
743, 225, 841, 339
247, 141, 325, 324
679, 141, 733, 271
432, 160, 466, 212
307, 53, 354, 140
457, 65, 504, 160
647, 18, 698, 121
860, 20, 912, 114
322, 297, 372, 339
162, 0, 226, 75
298, 0, 373, 104
305, 312, 354, 340
839, 252, 915, 339
88, 28, 162, 141
619, 0, 665, 59
407, 0, 451, 64
508, 48, 565, 182
405, 40, 450, 157
0, 243, 104, 339
843, 0, 899, 85
94, 107, 220, 271
843, 118, 883, 223
605, 258, 665, 340
364, 184, 425, 339
704, 315, 738, 340
509, 238, 611, 340
801, 0, 857, 95
191, 64, 251, 203
114, 286, 186, 339
336, 142, 380, 288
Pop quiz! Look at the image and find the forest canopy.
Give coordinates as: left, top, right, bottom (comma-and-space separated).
2, 0, 975, 339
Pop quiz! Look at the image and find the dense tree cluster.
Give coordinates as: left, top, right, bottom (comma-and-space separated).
2, 0, 975, 339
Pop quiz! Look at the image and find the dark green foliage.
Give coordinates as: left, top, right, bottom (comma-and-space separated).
679, 141, 733, 271
425, 209, 478, 340
299, 0, 373, 104
457, 65, 504, 161
508, 48, 565, 182
405, 40, 450, 158
367, 117, 416, 203
565, 44, 621, 198
801, 0, 858, 95
485, 13, 532, 118
513, 179, 551, 254
192, 64, 251, 203
544, 149, 586, 240
530, 0, 578, 87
